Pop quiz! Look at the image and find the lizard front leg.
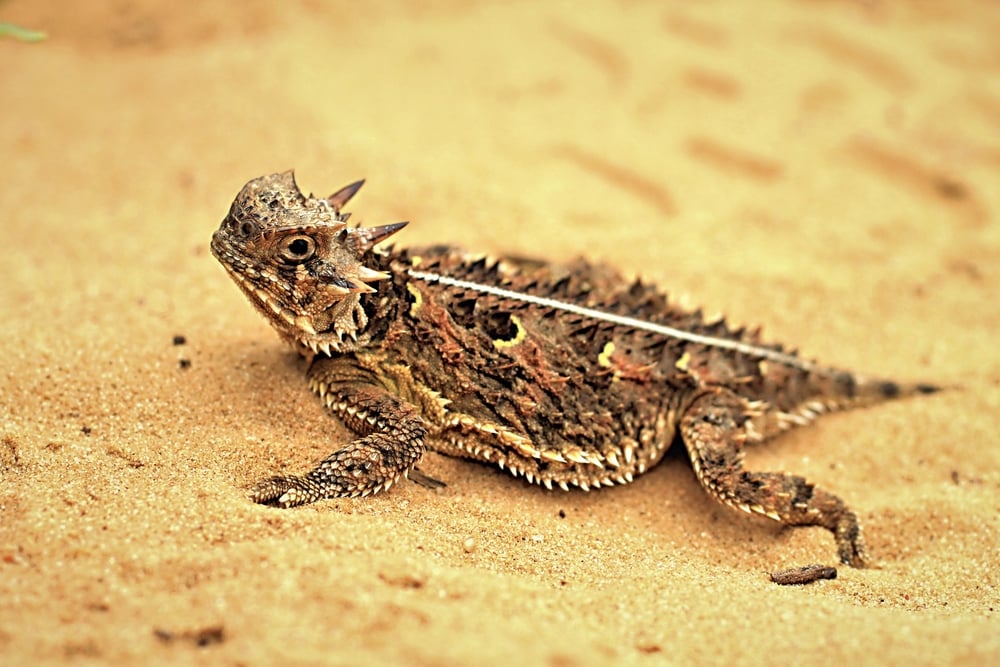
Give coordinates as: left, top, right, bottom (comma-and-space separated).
251, 377, 427, 508
680, 388, 868, 567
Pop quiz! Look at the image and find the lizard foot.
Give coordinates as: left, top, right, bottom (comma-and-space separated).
249, 475, 323, 508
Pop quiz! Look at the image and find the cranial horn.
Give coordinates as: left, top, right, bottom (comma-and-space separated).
352, 221, 408, 253
356, 266, 392, 283
327, 179, 366, 212
276, 170, 302, 194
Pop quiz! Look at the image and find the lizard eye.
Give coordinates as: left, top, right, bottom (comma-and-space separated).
279, 235, 316, 263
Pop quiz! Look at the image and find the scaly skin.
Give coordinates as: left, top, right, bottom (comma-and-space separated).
210, 171, 939, 569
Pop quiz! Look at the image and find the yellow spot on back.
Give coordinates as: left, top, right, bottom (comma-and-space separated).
493, 314, 526, 350
598, 341, 615, 367
409, 255, 422, 267
675, 351, 691, 372
406, 283, 423, 317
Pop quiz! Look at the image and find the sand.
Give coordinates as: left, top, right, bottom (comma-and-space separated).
1, 1, 997, 665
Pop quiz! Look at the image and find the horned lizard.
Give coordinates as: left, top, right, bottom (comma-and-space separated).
211, 171, 938, 568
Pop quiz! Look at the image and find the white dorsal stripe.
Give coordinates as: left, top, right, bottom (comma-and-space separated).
408, 269, 815, 370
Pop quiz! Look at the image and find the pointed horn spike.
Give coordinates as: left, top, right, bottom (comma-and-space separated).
294, 315, 317, 335
354, 221, 408, 252
323, 217, 349, 233
327, 179, 365, 212
276, 170, 303, 195
350, 281, 377, 294
324, 283, 353, 297
356, 266, 392, 283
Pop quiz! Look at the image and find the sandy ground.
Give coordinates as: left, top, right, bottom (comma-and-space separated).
1, 1, 998, 665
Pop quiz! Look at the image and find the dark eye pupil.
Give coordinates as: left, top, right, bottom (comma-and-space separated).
240, 222, 256, 236
289, 239, 310, 256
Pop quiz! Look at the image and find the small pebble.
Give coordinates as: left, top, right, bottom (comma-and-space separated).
770, 564, 838, 585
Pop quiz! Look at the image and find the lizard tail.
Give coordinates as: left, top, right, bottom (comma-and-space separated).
852, 375, 941, 403
755, 371, 943, 440
806, 370, 942, 414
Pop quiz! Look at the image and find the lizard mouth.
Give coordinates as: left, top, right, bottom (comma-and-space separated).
215, 254, 365, 355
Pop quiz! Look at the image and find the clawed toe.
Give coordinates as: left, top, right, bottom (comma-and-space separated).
838, 540, 870, 569
250, 475, 313, 508
835, 517, 870, 568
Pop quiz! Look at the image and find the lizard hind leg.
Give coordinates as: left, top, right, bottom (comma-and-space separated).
679, 388, 868, 567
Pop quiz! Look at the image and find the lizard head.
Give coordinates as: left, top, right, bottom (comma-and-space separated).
211, 171, 406, 355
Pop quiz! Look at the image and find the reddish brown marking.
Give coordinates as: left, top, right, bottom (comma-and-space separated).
685, 137, 783, 182
548, 21, 628, 88
603, 352, 656, 383
521, 338, 572, 396
424, 298, 466, 365
553, 145, 676, 217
